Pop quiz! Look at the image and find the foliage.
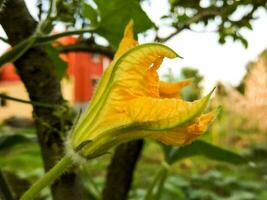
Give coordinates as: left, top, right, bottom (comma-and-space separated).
162, 140, 247, 165
162, 0, 267, 47
92, 0, 154, 48
180, 67, 203, 101
45, 44, 67, 79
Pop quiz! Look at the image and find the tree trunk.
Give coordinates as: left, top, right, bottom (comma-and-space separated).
0, 1, 84, 199
103, 140, 143, 200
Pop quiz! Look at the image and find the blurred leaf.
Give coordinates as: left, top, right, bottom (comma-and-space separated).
164, 140, 248, 165
0, 36, 36, 67
239, 36, 248, 48
0, 134, 36, 151
94, 0, 154, 47
45, 44, 68, 79
82, 3, 99, 26
230, 191, 256, 200
0, 142, 41, 173
161, 184, 185, 200
189, 189, 219, 199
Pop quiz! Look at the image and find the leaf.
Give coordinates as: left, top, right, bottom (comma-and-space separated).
164, 140, 248, 165
45, 44, 68, 80
0, 134, 36, 151
239, 36, 248, 48
0, 36, 37, 67
94, 0, 154, 48
82, 3, 99, 27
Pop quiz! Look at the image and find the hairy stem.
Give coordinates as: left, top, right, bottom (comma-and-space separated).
20, 156, 73, 200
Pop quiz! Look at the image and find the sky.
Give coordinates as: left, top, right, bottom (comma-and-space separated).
141, 0, 267, 91
0, 0, 267, 92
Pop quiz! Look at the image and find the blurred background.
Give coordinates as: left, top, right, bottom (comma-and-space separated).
0, 0, 267, 199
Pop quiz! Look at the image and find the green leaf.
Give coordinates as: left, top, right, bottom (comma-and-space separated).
164, 140, 248, 165
0, 134, 36, 151
45, 44, 68, 80
94, 0, 154, 48
82, 3, 98, 27
0, 36, 37, 67
239, 36, 248, 48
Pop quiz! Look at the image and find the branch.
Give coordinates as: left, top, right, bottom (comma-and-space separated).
0, 36, 9, 44
156, 27, 186, 43
103, 140, 144, 200
0, 28, 97, 68
58, 43, 115, 59
36, 28, 97, 45
156, 10, 222, 43
0, 94, 57, 108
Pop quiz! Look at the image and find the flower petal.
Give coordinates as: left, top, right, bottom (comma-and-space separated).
159, 79, 192, 98
108, 44, 179, 101
73, 20, 139, 132
99, 109, 217, 148
90, 20, 138, 108
114, 20, 138, 59
125, 89, 214, 130
150, 109, 217, 145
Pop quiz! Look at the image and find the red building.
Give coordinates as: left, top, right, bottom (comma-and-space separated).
0, 36, 109, 107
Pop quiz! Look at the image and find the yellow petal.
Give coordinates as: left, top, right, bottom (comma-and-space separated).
74, 20, 138, 130
150, 109, 217, 145
159, 79, 192, 98
90, 20, 137, 108
97, 109, 217, 148
114, 20, 138, 59
125, 89, 214, 130
108, 44, 179, 102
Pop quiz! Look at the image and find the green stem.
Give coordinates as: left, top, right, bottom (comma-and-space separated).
144, 161, 170, 200
36, 28, 96, 45
20, 156, 73, 200
155, 168, 168, 200
0, 93, 57, 108
0, 169, 14, 200
47, 0, 55, 19
144, 166, 166, 200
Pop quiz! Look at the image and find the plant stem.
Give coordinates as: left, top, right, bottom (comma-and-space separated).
47, 0, 55, 19
20, 156, 73, 200
144, 161, 170, 200
0, 169, 14, 200
0, 94, 57, 108
36, 28, 96, 45
144, 166, 166, 200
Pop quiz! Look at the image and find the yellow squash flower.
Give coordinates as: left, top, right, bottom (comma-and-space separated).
66, 21, 216, 160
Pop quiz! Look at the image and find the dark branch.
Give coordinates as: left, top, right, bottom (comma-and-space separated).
103, 140, 144, 200
156, 10, 222, 43
58, 43, 115, 59
0, 37, 9, 44
36, 28, 97, 45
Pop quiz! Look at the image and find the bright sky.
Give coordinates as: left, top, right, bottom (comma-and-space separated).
1, 0, 266, 92
141, 1, 267, 91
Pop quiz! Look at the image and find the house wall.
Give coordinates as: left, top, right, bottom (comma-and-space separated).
0, 79, 74, 121
0, 82, 32, 121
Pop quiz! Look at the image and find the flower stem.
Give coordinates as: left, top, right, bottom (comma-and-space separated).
20, 156, 73, 200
